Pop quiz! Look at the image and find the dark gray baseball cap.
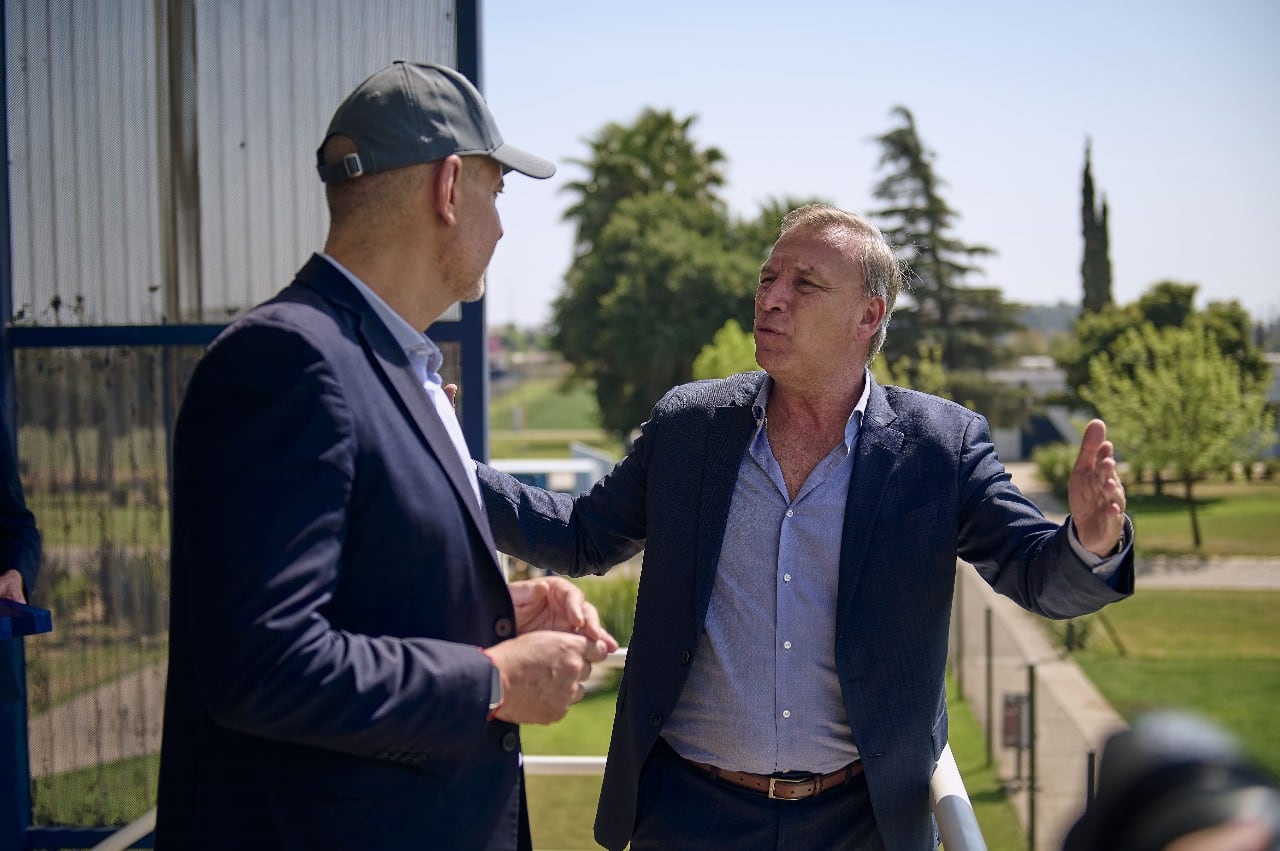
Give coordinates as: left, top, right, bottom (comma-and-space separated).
316, 60, 554, 184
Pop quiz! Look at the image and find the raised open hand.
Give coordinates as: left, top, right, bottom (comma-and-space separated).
1068, 419, 1128, 557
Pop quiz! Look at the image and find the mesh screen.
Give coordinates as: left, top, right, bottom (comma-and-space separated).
18, 345, 201, 826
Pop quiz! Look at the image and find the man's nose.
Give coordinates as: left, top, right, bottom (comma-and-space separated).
756, 281, 789, 311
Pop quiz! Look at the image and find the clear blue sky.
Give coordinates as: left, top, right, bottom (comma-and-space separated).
480, 0, 1280, 330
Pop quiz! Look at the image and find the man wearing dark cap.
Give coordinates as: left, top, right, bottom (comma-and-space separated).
156, 61, 614, 851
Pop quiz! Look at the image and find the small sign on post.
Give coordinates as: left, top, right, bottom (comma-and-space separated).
1002, 693, 1030, 749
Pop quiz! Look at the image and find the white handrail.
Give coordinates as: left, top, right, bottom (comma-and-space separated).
931, 743, 988, 851
88, 807, 156, 851
85, 648, 985, 851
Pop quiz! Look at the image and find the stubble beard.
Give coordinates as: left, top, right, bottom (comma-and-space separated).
461, 271, 486, 304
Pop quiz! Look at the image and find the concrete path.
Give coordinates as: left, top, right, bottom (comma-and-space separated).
27, 660, 165, 777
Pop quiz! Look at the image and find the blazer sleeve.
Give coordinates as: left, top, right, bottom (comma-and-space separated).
954, 412, 1133, 618
172, 322, 492, 760
478, 399, 663, 577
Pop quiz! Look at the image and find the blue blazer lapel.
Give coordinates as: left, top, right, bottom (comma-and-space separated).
365, 332, 500, 559
836, 380, 904, 644
296, 257, 500, 562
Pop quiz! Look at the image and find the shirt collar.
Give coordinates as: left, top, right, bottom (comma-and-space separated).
320, 253, 443, 380
750, 369, 871, 449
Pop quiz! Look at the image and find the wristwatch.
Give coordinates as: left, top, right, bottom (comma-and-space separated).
487, 663, 504, 719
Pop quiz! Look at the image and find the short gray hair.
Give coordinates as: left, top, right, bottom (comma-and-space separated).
778, 204, 902, 365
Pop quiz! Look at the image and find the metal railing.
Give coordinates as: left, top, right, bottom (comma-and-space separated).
85, 647, 986, 851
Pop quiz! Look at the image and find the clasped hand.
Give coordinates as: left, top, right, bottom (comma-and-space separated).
0, 569, 25, 604
484, 576, 618, 725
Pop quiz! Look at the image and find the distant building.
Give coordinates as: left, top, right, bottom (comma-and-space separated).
489, 443, 618, 578
489, 443, 615, 496
986, 356, 1075, 461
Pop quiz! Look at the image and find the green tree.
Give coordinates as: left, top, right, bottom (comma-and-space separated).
692, 319, 757, 380
728, 195, 830, 264
554, 110, 753, 444
553, 193, 758, 443
562, 109, 726, 256
1056, 281, 1270, 410
1082, 319, 1276, 549
1080, 139, 1113, 314
870, 106, 1020, 373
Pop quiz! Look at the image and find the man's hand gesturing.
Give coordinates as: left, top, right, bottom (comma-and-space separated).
1068, 418, 1128, 557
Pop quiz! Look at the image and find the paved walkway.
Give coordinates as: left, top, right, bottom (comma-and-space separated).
27, 661, 166, 778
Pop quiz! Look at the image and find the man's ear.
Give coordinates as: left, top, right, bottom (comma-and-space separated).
857, 296, 888, 342
432, 154, 464, 226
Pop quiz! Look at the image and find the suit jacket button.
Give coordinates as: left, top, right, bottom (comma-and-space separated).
494, 617, 514, 638
649, 712, 662, 728
500, 731, 519, 752
679, 650, 691, 665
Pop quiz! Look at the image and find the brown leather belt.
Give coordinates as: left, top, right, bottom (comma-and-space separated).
684, 756, 864, 800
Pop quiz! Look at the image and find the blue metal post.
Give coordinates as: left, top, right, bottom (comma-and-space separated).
451, 0, 490, 463
0, 2, 34, 846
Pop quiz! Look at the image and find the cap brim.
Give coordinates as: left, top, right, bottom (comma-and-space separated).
491, 142, 556, 179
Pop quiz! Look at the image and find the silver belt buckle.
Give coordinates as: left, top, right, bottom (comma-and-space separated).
767, 775, 810, 800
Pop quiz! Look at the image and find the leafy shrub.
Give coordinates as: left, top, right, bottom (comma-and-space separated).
1032, 442, 1075, 499
575, 574, 638, 648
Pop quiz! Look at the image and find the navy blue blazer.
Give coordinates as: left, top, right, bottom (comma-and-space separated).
1, 420, 40, 706
479, 371, 1134, 851
0, 420, 40, 597
157, 256, 528, 850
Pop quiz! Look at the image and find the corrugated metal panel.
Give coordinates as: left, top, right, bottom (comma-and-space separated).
6, 1, 164, 326
195, 0, 456, 320
5, 0, 457, 327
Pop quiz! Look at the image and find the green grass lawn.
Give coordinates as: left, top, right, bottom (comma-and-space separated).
1126, 478, 1280, 556
1055, 589, 1280, 776
488, 376, 620, 460
32, 752, 158, 827
490, 377, 603, 432
945, 677, 1027, 851
520, 684, 618, 850
25, 631, 167, 714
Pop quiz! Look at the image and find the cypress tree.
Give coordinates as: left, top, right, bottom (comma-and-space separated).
1081, 139, 1113, 313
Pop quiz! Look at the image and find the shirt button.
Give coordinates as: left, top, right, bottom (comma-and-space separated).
785, 509, 794, 518
783, 641, 792, 650
494, 617, 514, 638
783, 574, 792, 583
782, 710, 791, 719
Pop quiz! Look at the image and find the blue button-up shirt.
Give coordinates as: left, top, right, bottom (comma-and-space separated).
662, 371, 1125, 775
662, 376, 869, 774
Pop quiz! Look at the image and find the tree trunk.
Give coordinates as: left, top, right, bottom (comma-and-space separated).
1183, 471, 1202, 550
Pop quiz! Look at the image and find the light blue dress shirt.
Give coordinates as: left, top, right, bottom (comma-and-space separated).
662, 371, 1126, 775
319, 253, 482, 509
662, 375, 869, 774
